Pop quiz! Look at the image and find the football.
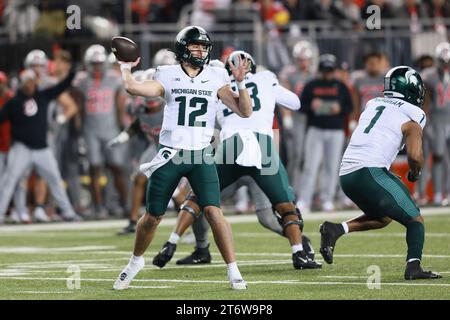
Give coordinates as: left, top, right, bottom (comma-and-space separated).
111, 36, 140, 62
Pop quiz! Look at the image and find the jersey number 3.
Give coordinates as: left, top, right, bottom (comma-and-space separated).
223, 82, 261, 117
364, 106, 385, 134
176, 96, 208, 127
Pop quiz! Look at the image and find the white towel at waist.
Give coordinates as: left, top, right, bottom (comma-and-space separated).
234, 129, 262, 169
139, 147, 178, 178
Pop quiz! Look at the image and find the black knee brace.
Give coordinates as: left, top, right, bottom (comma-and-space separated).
179, 200, 201, 220
273, 206, 304, 233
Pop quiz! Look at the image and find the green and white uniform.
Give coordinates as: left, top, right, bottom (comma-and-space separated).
215, 70, 300, 205
189, 70, 301, 246
340, 97, 426, 225
143, 64, 228, 215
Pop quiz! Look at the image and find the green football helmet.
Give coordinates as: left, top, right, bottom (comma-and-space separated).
173, 26, 212, 68
383, 66, 425, 108
225, 50, 256, 75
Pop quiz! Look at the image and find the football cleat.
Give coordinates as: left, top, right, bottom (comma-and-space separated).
404, 260, 442, 280
176, 245, 211, 265
302, 235, 315, 260
152, 242, 177, 268
230, 278, 248, 290
117, 223, 136, 236
113, 257, 145, 290
319, 221, 344, 264
292, 250, 322, 269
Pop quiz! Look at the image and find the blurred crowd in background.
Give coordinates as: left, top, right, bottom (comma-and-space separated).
0, 0, 450, 225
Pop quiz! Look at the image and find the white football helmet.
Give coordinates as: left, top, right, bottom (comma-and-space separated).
292, 40, 313, 60
84, 44, 107, 74
24, 49, 48, 68
436, 42, 450, 64
132, 70, 146, 82
152, 48, 177, 67
84, 44, 107, 64
209, 59, 225, 68
132, 68, 156, 82
143, 68, 156, 80
226, 50, 256, 74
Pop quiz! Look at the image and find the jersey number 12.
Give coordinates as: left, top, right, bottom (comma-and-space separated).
176, 96, 208, 127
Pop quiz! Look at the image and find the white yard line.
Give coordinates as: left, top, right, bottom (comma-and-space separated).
1, 252, 449, 268
1, 276, 449, 287
235, 232, 450, 238
0, 207, 448, 232
0, 246, 115, 253
15, 291, 74, 294
128, 286, 174, 289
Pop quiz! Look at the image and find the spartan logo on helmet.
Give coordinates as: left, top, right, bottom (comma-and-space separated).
406, 70, 419, 86
173, 26, 212, 68
383, 66, 425, 108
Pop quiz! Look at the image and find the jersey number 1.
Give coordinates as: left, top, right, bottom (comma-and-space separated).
176, 96, 208, 127
364, 106, 385, 134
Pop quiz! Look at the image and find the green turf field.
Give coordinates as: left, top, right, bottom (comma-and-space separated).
0, 209, 449, 300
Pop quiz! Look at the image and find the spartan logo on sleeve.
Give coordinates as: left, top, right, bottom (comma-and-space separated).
23, 99, 38, 116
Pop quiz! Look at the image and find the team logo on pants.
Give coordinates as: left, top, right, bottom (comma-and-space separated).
23, 99, 38, 116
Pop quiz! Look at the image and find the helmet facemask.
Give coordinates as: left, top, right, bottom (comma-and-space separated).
174, 26, 212, 68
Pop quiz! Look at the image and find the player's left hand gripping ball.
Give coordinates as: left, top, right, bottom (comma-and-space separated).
111, 36, 140, 64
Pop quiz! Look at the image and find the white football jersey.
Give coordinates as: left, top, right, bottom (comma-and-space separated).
340, 97, 426, 175
154, 64, 229, 150
216, 70, 294, 140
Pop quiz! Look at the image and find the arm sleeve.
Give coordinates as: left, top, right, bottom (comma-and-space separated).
42, 69, 76, 101
273, 84, 301, 110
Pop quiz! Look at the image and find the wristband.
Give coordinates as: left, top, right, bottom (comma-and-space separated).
56, 114, 67, 125
236, 80, 246, 90
283, 116, 293, 129
120, 63, 132, 73
118, 131, 130, 143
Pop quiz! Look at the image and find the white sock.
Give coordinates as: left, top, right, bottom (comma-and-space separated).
227, 262, 243, 281
291, 243, 303, 254
407, 258, 421, 263
168, 232, 180, 244
131, 255, 143, 264
342, 222, 349, 234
